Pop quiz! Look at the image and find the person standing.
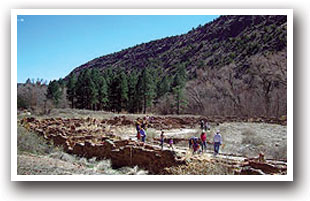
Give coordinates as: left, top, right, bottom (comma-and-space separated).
188, 136, 194, 149
200, 120, 205, 131
139, 117, 149, 142
135, 118, 142, 141
160, 131, 165, 150
200, 132, 207, 152
141, 117, 148, 131
168, 138, 174, 150
140, 128, 146, 142
205, 121, 211, 131
213, 130, 222, 156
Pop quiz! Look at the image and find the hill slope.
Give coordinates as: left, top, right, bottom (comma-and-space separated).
68, 15, 286, 77
66, 15, 287, 118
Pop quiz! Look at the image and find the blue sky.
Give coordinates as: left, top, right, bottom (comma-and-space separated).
17, 15, 219, 83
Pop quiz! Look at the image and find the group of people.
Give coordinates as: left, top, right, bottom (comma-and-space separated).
135, 117, 223, 156
188, 129, 223, 156
200, 120, 211, 131
135, 117, 175, 150
135, 116, 149, 142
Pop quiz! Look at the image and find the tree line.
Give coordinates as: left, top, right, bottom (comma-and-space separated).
45, 64, 188, 114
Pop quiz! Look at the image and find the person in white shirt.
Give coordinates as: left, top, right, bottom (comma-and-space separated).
213, 130, 222, 156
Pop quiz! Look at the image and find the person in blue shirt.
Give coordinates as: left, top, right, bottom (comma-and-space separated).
140, 128, 146, 142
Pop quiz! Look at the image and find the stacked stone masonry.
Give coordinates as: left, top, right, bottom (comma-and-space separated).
19, 117, 287, 175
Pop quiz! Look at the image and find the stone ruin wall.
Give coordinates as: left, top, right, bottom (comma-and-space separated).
20, 117, 186, 174
19, 117, 287, 175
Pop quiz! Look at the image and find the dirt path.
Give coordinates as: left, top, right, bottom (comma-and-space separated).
145, 122, 287, 160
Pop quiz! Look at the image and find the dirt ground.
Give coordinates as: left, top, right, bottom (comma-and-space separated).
108, 120, 287, 160
216, 122, 287, 159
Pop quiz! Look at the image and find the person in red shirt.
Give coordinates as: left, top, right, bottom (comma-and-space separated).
200, 132, 207, 152
135, 118, 142, 141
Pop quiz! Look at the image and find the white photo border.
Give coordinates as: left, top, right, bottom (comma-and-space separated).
11, 9, 293, 181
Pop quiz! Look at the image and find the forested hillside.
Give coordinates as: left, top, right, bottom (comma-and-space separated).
68, 15, 286, 78
18, 15, 287, 119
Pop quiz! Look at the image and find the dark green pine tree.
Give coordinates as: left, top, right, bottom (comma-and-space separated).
103, 67, 113, 86
25, 78, 32, 84
75, 69, 93, 109
96, 75, 108, 110
107, 69, 128, 113
103, 67, 114, 111
172, 63, 188, 114
149, 67, 163, 101
138, 67, 156, 114
89, 79, 98, 110
90, 68, 102, 110
118, 70, 128, 112
46, 80, 62, 106
157, 75, 171, 98
108, 72, 120, 112
127, 70, 139, 113
136, 73, 144, 113
57, 78, 66, 89
75, 71, 85, 109
66, 74, 77, 108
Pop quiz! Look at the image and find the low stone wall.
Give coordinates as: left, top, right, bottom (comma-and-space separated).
19, 117, 287, 175
20, 117, 186, 174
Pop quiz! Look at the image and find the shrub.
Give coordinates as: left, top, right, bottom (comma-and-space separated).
241, 128, 256, 136
241, 129, 264, 146
267, 144, 287, 160
242, 135, 265, 146
17, 126, 58, 155
155, 94, 175, 115
145, 129, 157, 143
163, 158, 235, 175
17, 95, 29, 109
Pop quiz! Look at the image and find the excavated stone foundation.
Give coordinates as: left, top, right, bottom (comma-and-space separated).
19, 117, 287, 175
